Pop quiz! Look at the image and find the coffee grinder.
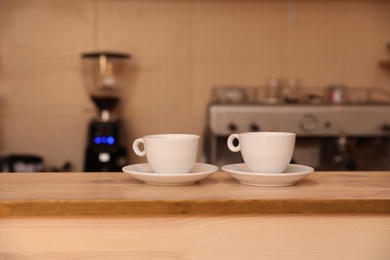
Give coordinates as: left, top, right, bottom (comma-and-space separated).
81, 51, 130, 172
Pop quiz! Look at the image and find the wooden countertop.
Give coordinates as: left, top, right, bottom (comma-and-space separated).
0, 171, 389, 216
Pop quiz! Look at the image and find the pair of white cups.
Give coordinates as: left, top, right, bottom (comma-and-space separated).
133, 132, 296, 174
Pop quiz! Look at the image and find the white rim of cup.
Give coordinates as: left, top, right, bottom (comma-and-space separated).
238, 132, 296, 136
143, 134, 200, 140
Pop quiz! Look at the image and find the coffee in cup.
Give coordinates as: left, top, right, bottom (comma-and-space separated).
133, 134, 199, 173
227, 132, 296, 173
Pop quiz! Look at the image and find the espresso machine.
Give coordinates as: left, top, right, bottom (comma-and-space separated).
81, 51, 131, 172
205, 85, 390, 171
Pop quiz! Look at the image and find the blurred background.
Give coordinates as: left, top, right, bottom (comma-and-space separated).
0, 0, 389, 172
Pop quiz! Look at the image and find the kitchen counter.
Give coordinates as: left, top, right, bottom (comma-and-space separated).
0, 171, 389, 216
1, 171, 389, 259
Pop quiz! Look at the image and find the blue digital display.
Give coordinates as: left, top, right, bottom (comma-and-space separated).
94, 136, 115, 145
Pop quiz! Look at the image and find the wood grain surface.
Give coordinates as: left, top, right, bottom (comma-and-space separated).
1, 215, 389, 259
1, 171, 390, 215
1, 171, 390, 259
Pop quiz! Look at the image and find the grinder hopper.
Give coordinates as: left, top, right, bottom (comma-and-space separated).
81, 51, 130, 121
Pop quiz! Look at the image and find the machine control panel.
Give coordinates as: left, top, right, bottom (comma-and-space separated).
88, 121, 119, 146
208, 104, 390, 137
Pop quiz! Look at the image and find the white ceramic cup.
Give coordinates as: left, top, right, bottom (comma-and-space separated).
227, 132, 296, 173
132, 134, 199, 173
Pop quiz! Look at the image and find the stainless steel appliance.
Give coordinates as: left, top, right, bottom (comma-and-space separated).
205, 86, 390, 171
81, 51, 130, 172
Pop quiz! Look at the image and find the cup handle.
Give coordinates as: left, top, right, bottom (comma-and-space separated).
227, 133, 241, 152
133, 138, 146, 157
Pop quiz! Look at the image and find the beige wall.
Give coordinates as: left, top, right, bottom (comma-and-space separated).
0, 0, 389, 171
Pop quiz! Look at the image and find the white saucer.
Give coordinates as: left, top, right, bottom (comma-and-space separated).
222, 163, 314, 187
122, 163, 218, 186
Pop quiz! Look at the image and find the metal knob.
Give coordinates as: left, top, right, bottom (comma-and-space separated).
228, 123, 237, 132
300, 114, 318, 132
249, 123, 260, 132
